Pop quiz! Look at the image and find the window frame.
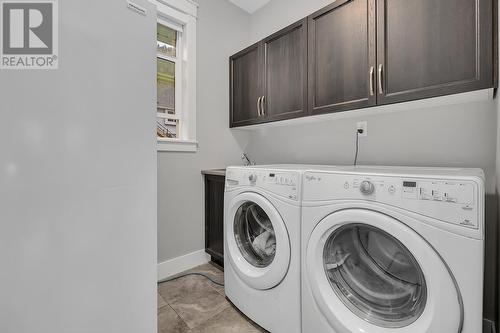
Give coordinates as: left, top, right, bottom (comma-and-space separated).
153, 0, 198, 152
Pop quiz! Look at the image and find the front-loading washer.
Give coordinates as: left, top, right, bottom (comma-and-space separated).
301, 166, 484, 333
224, 165, 313, 333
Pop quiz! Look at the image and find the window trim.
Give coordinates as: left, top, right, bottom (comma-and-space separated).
157, 138, 198, 152
153, 0, 198, 152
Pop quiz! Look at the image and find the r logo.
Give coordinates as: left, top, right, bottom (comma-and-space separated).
3, 2, 52, 54
0, 0, 58, 69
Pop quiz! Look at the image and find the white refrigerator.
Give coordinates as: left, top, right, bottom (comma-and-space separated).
0, 1, 157, 332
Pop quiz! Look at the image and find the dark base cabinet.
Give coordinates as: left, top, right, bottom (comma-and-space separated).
203, 172, 225, 267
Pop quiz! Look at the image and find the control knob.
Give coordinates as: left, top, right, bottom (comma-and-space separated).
360, 180, 375, 195
248, 174, 257, 182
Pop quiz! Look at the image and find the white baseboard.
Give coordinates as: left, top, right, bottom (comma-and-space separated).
157, 249, 210, 281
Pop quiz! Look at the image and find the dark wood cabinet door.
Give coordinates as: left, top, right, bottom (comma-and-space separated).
262, 19, 308, 121
229, 43, 263, 127
376, 0, 493, 104
308, 0, 377, 115
204, 174, 225, 266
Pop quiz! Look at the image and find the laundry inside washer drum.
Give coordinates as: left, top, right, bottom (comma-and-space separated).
323, 224, 427, 328
234, 202, 277, 268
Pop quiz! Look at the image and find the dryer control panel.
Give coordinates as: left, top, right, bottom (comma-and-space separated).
303, 172, 483, 232
402, 180, 474, 204
226, 168, 300, 201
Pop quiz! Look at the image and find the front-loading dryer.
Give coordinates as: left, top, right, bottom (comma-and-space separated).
301, 166, 484, 333
224, 165, 311, 333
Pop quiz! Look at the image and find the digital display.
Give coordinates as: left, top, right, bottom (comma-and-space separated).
269, 173, 275, 177
403, 181, 417, 188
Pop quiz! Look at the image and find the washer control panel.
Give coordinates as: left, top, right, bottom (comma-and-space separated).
226, 168, 300, 201
303, 172, 482, 231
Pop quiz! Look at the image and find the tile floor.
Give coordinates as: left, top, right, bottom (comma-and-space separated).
158, 262, 266, 333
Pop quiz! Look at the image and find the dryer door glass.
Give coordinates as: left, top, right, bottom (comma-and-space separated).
323, 223, 427, 328
234, 201, 276, 268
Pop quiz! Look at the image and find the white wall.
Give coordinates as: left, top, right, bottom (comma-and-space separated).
244, 101, 497, 191
157, 0, 250, 263
0, 1, 157, 332
249, 0, 332, 42
245, 0, 499, 323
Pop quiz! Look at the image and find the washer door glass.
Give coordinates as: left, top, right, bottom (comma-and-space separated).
323, 223, 427, 328
234, 201, 276, 268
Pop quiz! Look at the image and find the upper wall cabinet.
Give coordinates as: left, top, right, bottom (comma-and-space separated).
308, 0, 376, 115
376, 0, 493, 104
230, 20, 307, 127
263, 19, 308, 122
229, 0, 495, 128
230, 43, 262, 127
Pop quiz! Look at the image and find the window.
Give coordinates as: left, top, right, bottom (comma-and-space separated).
153, 0, 197, 152
156, 22, 180, 139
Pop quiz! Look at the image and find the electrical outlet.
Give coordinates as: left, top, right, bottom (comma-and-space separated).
357, 121, 368, 137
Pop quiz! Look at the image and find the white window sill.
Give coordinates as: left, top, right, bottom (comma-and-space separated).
157, 138, 198, 152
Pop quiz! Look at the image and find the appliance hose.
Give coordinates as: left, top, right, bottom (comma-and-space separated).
158, 272, 224, 287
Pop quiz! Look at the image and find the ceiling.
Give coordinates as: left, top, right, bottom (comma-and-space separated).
229, 0, 272, 13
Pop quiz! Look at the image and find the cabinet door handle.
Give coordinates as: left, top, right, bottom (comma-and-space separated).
261, 96, 266, 116
369, 66, 375, 96
378, 64, 384, 95
257, 96, 262, 116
